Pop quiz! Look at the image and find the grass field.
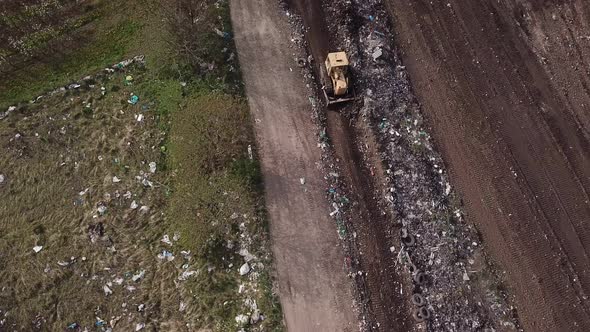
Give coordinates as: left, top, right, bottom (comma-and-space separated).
0, 0, 283, 331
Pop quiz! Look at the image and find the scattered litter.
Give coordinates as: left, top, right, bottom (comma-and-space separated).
139, 205, 150, 214
135, 323, 145, 331
149, 162, 157, 173
141, 178, 152, 187
112, 176, 121, 183
130, 200, 138, 209
180, 250, 191, 259
239, 248, 256, 262
95, 317, 106, 327
103, 285, 113, 296
300, 177, 305, 185
463, 272, 470, 281
67, 323, 79, 329
173, 233, 180, 241
123, 191, 132, 199
157, 250, 175, 261
214, 28, 230, 38
251, 309, 261, 323
128, 95, 139, 105
179, 302, 187, 312
132, 270, 145, 282
372, 47, 384, 61
97, 205, 107, 215
136, 114, 144, 122
0, 174, 4, 184
235, 314, 249, 325
33, 246, 43, 253
137, 304, 145, 312
161, 234, 172, 245
239, 263, 250, 276
178, 270, 198, 281
248, 145, 253, 160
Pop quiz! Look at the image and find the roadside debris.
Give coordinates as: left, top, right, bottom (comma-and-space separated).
239, 263, 250, 276
33, 246, 43, 253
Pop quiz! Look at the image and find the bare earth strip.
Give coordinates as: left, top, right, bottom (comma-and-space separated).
230, 0, 358, 331
385, 0, 590, 330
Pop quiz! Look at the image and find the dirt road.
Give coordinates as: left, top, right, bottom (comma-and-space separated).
230, 0, 357, 330
386, 0, 590, 330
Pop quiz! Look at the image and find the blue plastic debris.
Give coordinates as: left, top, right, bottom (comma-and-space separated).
128, 95, 139, 105
67, 322, 79, 329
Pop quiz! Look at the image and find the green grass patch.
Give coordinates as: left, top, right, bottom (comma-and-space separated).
167, 93, 282, 330
0, 0, 283, 330
0, 19, 139, 107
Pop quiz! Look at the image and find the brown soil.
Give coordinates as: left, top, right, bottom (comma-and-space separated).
385, 0, 590, 330
286, 0, 413, 329
230, 0, 358, 330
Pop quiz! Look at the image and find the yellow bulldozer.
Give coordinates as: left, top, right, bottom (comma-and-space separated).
320, 51, 355, 106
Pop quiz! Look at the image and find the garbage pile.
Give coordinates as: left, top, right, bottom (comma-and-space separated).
0, 55, 145, 121
321, 0, 519, 330
281, 0, 519, 330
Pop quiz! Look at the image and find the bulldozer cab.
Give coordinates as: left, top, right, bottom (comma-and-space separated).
325, 52, 349, 96
321, 51, 355, 106
325, 52, 349, 73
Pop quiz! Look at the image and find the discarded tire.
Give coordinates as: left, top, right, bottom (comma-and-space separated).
401, 233, 416, 247
411, 293, 426, 307
412, 307, 431, 322
413, 271, 427, 285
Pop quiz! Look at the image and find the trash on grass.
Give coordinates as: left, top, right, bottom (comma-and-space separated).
97, 205, 107, 215
239, 263, 250, 276
157, 250, 175, 261
239, 248, 256, 262
128, 95, 139, 105
132, 270, 145, 282
178, 270, 197, 281
161, 234, 172, 246
235, 314, 249, 325
67, 323, 79, 329
33, 245, 43, 253
149, 162, 156, 173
